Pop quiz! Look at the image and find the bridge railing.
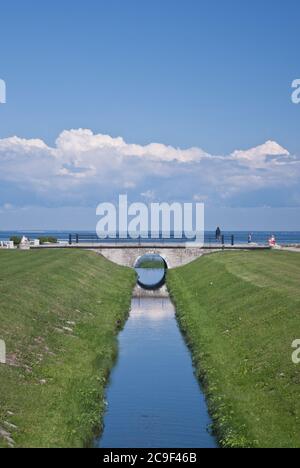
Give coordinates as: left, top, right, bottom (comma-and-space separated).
68, 232, 300, 246
205, 234, 235, 246
68, 233, 237, 246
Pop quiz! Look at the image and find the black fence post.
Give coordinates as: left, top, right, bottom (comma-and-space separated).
69, 234, 72, 245
76, 234, 79, 244
221, 234, 225, 245
231, 235, 234, 246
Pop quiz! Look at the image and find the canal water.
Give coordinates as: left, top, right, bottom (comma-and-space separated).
96, 288, 217, 448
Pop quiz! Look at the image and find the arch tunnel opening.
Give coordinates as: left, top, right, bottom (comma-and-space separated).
134, 254, 168, 290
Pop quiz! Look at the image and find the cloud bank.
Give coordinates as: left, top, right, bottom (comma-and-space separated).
0, 129, 299, 210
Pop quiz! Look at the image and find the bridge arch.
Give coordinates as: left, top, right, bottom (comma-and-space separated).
133, 252, 169, 270
93, 246, 205, 269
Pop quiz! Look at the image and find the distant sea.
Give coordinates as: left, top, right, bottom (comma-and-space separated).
1, 231, 300, 245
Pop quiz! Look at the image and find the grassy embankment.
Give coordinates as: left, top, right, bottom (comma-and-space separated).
167, 250, 300, 448
0, 249, 135, 448
137, 260, 165, 269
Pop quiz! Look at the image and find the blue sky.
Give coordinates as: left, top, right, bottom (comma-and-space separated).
0, 0, 300, 230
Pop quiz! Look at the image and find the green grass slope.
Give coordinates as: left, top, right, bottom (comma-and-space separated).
167, 251, 300, 448
0, 249, 135, 448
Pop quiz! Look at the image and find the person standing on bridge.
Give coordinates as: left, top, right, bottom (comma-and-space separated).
215, 227, 221, 241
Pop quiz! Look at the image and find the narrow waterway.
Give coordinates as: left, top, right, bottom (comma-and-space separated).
96, 287, 217, 448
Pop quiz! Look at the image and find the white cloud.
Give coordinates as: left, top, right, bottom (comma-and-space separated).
193, 194, 208, 202
231, 140, 290, 168
0, 135, 48, 152
54, 128, 208, 163
141, 190, 156, 200
0, 128, 298, 208
0, 203, 14, 213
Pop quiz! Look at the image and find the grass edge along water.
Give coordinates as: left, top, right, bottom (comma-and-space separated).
167, 250, 300, 448
0, 249, 135, 448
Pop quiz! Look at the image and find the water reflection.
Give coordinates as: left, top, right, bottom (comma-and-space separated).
97, 295, 217, 448
135, 268, 165, 289
130, 297, 172, 322
135, 254, 166, 290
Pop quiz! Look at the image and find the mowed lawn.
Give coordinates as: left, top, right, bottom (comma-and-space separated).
167, 250, 300, 448
0, 249, 135, 448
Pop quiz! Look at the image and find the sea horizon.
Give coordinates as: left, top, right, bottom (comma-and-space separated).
2, 230, 300, 245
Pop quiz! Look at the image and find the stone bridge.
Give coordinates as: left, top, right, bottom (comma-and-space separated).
37, 242, 270, 269
92, 245, 211, 269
